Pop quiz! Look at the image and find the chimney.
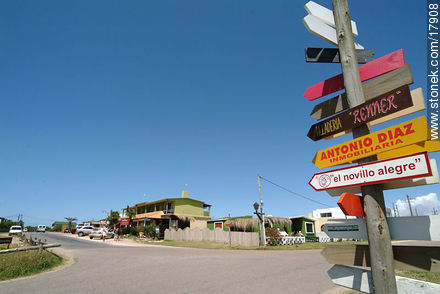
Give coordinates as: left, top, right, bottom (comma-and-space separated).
182, 190, 189, 198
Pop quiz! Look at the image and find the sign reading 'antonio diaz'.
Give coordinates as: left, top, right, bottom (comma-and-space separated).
307, 85, 413, 141
312, 116, 428, 169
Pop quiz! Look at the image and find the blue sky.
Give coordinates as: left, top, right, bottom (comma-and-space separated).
1, 1, 437, 226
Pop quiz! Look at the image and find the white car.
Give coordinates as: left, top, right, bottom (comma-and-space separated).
276, 228, 289, 237
37, 225, 46, 232
76, 226, 96, 237
9, 225, 22, 236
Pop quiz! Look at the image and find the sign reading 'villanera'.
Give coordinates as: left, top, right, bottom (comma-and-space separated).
309, 152, 432, 191
312, 116, 428, 169
307, 85, 413, 141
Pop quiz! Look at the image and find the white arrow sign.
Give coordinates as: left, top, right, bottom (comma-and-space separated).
327, 158, 439, 196
303, 15, 364, 49
309, 152, 432, 191
305, 1, 358, 36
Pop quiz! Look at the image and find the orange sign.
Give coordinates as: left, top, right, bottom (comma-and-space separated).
337, 193, 364, 217
313, 116, 428, 169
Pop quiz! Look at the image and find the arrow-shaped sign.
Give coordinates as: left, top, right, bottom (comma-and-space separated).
303, 14, 364, 49
326, 158, 439, 196
303, 49, 405, 101
304, 1, 358, 35
309, 152, 432, 191
310, 64, 413, 120
307, 85, 413, 141
305, 48, 374, 63
313, 116, 428, 169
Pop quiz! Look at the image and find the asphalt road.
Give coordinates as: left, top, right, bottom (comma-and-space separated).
0, 233, 342, 294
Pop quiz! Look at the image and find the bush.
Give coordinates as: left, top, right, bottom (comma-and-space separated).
121, 227, 131, 235
130, 227, 137, 236
265, 227, 281, 245
145, 223, 156, 238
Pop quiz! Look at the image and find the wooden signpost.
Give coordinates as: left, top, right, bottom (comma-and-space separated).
303, 49, 405, 101
324, 88, 425, 140
312, 116, 428, 169
378, 139, 440, 160
310, 64, 414, 120
303, 14, 364, 50
305, 48, 374, 63
307, 85, 413, 141
337, 193, 364, 217
309, 152, 432, 191
326, 159, 439, 196
304, 1, 358, 35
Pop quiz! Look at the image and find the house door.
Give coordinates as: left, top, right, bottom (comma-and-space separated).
214, 222, 223, 229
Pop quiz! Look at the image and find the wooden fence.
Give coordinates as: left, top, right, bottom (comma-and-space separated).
164, 228, 259, 247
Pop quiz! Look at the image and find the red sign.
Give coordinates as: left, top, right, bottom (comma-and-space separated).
225, 223, 232, 227
337, 193, 364, 217
120, 219, 129, 226
303, 49, 405, 100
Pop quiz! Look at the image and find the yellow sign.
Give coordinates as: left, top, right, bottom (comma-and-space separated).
313, 116, 428, 169
377, 139, 440, 160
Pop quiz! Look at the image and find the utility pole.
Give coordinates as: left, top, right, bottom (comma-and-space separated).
257, 174, 266, 246
392, 203, 397, 218
332, 1, 397, 293
433, 207, 438, 215
407, 195, 414, 216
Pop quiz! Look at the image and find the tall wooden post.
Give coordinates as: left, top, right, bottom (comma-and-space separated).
332, 1, 397, 293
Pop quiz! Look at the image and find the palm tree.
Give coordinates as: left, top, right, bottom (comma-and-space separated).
125, 205, 136, 227
65, 217, 77, 231
107, 210, 120, 228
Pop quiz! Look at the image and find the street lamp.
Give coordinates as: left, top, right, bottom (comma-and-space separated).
252, 202, 266, 247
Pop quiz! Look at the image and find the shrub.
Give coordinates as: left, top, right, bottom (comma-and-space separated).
129, 227, 137, 236
121, 227, 131, 235
265, 227, 281, 245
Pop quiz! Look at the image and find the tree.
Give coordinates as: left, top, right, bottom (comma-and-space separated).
65, 217, 77, 230
125, 205, 136, 227
107, 210, 120, 228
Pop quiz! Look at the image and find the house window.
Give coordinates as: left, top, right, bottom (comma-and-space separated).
320, 212, 332, 217
305, 222, 314, 234
214, 222, 223, 229
167, 203, 174, 213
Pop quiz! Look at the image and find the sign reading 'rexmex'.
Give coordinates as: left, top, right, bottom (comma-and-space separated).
307, 85, 413, 141
312, 116, 428, 169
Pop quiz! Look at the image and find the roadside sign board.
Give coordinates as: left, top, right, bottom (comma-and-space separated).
307, 85, 413, 141
322, 243, 440, 272
304, 1, 358, 35
225, 223, 232, 227
337, 193, 364, 217
302, 14, 364, 49
322, 215, 440, 242
305, 48, 374, 63
377, 139, 440, 160
324, 88, 425, 140
309, 152, 432, 191
310, 65, 413, 120
327, 159, 439, 196
120, 219, 129, 226
312, 116, 428, 169
303, 49, 405, 101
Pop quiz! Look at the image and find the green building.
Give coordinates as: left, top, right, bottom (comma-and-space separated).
121, 190, 211, 233
290, 216, 316, 238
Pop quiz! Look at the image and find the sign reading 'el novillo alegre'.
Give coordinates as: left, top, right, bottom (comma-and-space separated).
312, 116, 428, 169
307, 85, 413, 141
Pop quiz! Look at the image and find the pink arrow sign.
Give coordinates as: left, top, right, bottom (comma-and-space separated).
309, 152, 431, 191
303, 49, 405, 101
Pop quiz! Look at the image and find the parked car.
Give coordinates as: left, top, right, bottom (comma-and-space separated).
64, 228, 70, 233
8, 225, 22, 236
70, 226, 81, 234
76, 226, 95, 237
37, 225, 46, 232
23, 228, 28, 232
89, 228, 114, 240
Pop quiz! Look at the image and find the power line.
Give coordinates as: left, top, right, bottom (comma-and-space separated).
259, 176, 332, 208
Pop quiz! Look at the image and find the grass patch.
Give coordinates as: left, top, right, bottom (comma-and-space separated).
397, 271, 440, 284
0, 250, 63, 281
141, 240, 368, 250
